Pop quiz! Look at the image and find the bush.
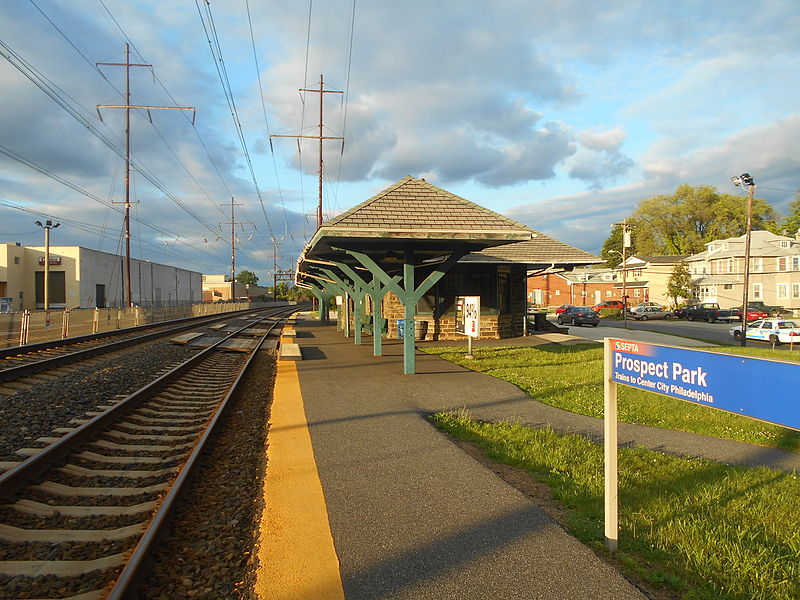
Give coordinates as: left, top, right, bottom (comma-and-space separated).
598, 308, 622, 318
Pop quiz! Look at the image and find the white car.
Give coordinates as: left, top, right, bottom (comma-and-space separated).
728, 319, 800, 345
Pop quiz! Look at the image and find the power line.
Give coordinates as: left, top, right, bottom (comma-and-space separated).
195, 0, 276, 244
0, 39, 225, 240
245, 0, 289, 242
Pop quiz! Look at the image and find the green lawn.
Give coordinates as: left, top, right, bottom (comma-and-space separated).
431, 410, 800, 600
422, 343, 800, 452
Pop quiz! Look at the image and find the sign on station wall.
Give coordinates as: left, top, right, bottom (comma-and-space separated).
456, 296, 480, 338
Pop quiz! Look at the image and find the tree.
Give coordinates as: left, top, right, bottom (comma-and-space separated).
235, 270, 259, 287
781, 191, 800, 236
666, 261, 694, 307
601, 184, 780, 257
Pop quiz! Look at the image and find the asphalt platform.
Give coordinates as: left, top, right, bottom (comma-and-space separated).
270, 315, 799, 599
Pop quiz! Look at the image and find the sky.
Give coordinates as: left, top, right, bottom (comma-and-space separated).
1, 0, 799, 285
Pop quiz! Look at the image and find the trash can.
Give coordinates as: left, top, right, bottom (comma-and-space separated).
414, 320, 428, 340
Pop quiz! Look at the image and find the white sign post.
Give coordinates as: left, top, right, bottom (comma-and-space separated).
456, 296, 480, 359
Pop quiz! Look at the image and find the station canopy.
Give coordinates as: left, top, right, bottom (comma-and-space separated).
296, 176, 600, 279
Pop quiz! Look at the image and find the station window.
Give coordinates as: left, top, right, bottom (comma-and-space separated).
752, 283, 762, 299
14, 257, 20, 265
777, 283, 788, 299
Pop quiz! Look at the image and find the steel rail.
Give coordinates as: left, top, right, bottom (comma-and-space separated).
0, 304, 298, 383
107, 308, 296, 599
0, 306, 297, 498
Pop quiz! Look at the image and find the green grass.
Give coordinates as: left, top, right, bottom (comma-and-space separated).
431, 410, 800, 600
422, 344, 800, 452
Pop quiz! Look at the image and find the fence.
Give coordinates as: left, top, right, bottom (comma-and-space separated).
1, 301, 274, 348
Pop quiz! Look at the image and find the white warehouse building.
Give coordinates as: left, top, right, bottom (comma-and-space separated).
0, 243, 202, 311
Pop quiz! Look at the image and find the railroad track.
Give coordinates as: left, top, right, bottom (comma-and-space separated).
0, 305, 298, 389
0, 307, 297, 599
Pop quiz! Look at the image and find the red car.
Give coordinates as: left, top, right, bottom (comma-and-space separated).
592, 300, 625, 312
739, 307, 769, 321
555, 304, 574, 315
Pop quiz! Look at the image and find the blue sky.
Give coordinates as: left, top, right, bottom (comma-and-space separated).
1, 0, 799, 284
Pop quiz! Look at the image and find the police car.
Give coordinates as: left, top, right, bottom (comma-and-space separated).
728, 319, 800, 345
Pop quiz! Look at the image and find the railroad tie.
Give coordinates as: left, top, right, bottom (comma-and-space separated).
30, 480, 168, 497
0, 553, 126, 577
5, 498, 157, 517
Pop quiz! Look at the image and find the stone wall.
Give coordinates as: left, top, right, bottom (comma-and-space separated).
374, 264, 527, 341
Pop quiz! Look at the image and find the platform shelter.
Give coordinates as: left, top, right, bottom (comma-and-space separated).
295, 176, 599, 373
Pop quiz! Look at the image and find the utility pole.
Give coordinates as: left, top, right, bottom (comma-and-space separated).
220, 199, 253, 300
97, 43, 195, 307
613, 220, 633, 327
271, 74, 343, 230
731, 173, 755, 348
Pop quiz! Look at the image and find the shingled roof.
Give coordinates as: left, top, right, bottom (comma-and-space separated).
460, 232, 602, 267
322, 176, 532, 233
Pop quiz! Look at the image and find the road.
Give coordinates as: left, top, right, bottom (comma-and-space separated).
559, 318, 800, 352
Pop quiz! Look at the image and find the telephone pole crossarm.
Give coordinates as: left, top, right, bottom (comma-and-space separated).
270, 74, 344, 231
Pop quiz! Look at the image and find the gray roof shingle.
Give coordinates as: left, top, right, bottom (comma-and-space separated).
324, 176, 532, 232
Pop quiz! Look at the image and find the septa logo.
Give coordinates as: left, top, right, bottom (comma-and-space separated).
611, 339, 653, 356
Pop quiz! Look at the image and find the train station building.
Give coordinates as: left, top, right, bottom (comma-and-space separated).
295, 176, 600, 373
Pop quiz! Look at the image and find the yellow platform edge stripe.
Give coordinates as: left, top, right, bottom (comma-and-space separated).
256, 360, 345, 600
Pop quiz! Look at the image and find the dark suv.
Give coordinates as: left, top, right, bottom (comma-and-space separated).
557, 306, 600, 327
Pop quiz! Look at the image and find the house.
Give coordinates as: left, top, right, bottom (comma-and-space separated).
527, 268, 618, 307
685, 230, 800, 311
0, 243, 201, 310
614, 255, 688, 306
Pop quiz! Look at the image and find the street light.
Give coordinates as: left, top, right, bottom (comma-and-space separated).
34, 220, 60, 311
731, 173, 754, 348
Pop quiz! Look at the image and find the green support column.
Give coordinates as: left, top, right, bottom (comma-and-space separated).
344, 248, 465, 374
403, 251, 416, 374
303, 282, 334, 324
320, 268, 367, 345
343, 291, 350, 338
332, 262, 399, 357
371, 289, 383, 355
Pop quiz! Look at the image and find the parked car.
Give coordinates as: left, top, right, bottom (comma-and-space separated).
684, 302, 740, 323
592, 300, 624, 312
747, 301, 785, 317
557, 306, 600, 327
631, 306, 675, 321
629, 301, 663, 314
729, 319, 800, 345
734, 305, 769, 322
555, 304, 574, 315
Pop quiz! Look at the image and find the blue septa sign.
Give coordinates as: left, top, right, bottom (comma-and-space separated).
609, 338, 799, 431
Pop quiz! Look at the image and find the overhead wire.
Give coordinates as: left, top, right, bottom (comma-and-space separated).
32, 0, 234, 227
332, 0, 356, 218
195, 0, 277, 248
0, 39, 224, 238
